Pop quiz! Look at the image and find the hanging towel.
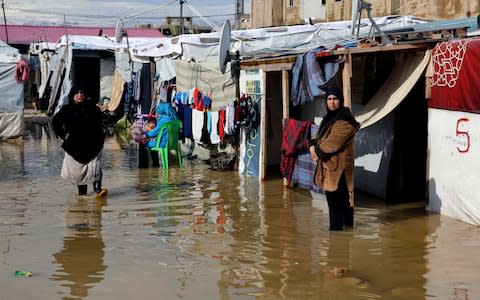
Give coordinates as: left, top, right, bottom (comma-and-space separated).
191, 109, 204, 142
210, 111, 220, 144
218, 108, 226, 141
225, 102, 235, 135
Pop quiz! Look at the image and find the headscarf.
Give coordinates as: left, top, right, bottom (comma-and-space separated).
325, 86, 344, 111
68, 85, 86, 102
317, 86, 344, 138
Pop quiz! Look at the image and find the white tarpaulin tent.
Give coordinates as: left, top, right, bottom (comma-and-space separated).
0, 40, 24, 139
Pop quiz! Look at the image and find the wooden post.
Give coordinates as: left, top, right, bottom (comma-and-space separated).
342, 53, 352, 108
282, 69, 290, 186
342, 52, 354, 206
150, 58, 156, 114
282, 69, 289, 119
259, 70, 267, 181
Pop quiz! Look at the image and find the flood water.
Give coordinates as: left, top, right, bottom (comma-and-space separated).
1, 124, 480, 299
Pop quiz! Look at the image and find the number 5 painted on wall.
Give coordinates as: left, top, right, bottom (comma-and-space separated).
456, 118, 470, 153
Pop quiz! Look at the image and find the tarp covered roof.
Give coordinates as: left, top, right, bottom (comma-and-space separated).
45, 15, 429, 64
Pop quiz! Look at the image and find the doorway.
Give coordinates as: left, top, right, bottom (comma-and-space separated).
264, 71, 284, 178
72, 51, 101, 103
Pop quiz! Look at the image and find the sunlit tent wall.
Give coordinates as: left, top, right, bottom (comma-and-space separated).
428, 37, 480, 226
0, 40, 24, 139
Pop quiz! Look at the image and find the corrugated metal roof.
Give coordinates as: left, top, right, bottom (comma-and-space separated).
0, 25, 163, 44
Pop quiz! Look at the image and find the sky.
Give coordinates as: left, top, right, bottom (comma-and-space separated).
2, 0, 250, 28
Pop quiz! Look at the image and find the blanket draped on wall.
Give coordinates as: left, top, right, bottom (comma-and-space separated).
430, 38, 480, 113
290, 47, 342, 106
280, 119, 312, 185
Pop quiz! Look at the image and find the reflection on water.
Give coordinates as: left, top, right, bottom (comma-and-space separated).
1, 127, 480, 299
50, 196, 106, 299
0, 142, 25, 180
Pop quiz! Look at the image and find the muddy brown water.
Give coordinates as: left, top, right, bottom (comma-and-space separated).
1, 127, 479, 299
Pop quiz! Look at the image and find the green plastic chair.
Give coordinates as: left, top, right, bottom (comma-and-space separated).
151, 119, 182, 169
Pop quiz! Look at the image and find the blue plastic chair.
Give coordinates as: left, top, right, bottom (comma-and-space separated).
151, 119, 182, 169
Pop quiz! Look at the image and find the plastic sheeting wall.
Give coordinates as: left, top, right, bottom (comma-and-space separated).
0, 59, 24, 139
428, 108, 480, 225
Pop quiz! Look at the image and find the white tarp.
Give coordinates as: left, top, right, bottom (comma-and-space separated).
0, 40, 23, 139
427, 108, 480, 226
111, 15, 428, 61
354, 50, 431, 128
100, 58, 115, 101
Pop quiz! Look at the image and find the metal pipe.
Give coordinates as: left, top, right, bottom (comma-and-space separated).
180, 0, 184, 35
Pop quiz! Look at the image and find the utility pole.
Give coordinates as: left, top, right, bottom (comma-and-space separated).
1, 0, 8, 43
179, 0, 184, 35
235, 0, 244, 28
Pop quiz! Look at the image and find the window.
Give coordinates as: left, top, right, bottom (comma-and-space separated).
321, 0, 326, 4
288, 0, 295, 7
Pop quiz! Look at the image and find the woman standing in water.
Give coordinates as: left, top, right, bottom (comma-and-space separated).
52, 86, 107, 197
310, 87, 360, 231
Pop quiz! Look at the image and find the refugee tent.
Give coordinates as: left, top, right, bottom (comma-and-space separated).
30, 35, 167, 116
428, 37, 480, 226
0, 40, 24, 139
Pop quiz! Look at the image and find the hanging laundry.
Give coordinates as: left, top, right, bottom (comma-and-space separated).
280, 119, 312, 185
210, 111, 220, 144
15, 59, 30, 83
218, 107, 226, 141
224, 102, 235, 135
200, 111, 211, 144
192, 109, 204, 142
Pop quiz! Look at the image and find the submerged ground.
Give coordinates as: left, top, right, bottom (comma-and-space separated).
0, 127, 479, 299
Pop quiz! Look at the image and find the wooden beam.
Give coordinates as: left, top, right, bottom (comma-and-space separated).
242, 61, 294, 72
334, 43, 432, 55
241, 55, 296, 70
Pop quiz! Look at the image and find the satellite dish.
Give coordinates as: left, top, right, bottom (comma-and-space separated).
218, 20, 231, 74
115, 19, 126, 43
115, 18, 132, 62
